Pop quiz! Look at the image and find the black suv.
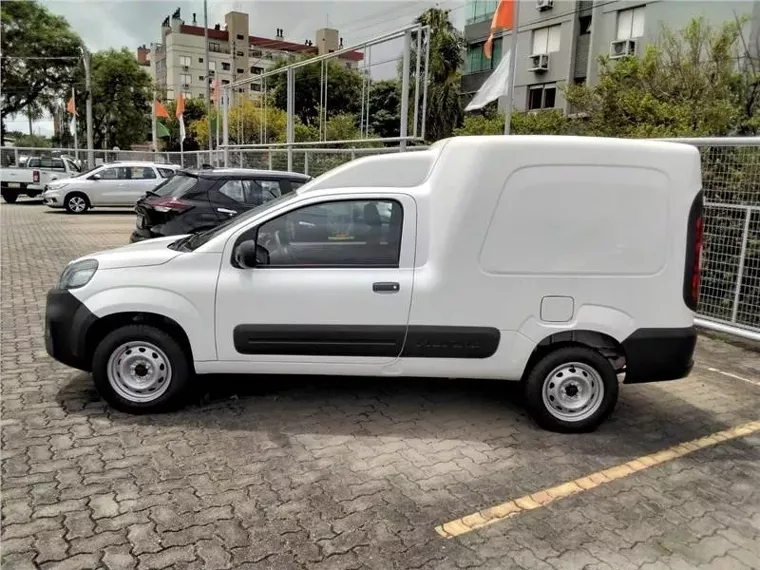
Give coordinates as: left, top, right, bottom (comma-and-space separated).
130, 168, 311, 243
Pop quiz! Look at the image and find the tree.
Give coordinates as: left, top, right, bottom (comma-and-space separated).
454, 109, 572, 136
564, 17, 758, 138
367, 79, 401, 139
269, 57, 363, 126
161, 97, 207, 151
0, 1, 82, 143
72, 49, 152, 149
406, 8, 465, 142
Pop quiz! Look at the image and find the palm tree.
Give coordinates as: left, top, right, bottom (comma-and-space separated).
406, 8, 465, 141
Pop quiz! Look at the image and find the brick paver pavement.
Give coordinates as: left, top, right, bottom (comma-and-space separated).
1, 201, 759, 570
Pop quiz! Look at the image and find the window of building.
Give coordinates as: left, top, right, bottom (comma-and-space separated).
198, 57, 204, 63
222, 79, 230, 85
616, 6, 645, 40
251, 66, 263, 74
209, 61, 216, 71
180, 73, 191, 85
237, 68, 244, 74
465, 37, 503, 74
198, 75, 204, 81
179, 55, 191, 67
250, 83, 261, 91
466, 0, 498, 25
527, 84, 557, 110
222, 62, 231, 71
236, 34, 245, 40
532, 24, 561, 55
579, 16, 592, 35
256, 200, 404, 268
345, 62, 351, 69
237, 50, 244, 56
209, 41, 221, 52
250, 49, 263, 57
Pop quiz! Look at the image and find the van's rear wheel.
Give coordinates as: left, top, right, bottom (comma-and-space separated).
524, 347, 619, 433
92, 325, 191, 413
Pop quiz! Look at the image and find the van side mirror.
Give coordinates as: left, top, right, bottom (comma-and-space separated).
91, 173, 101, 180
235, 240, 269, 268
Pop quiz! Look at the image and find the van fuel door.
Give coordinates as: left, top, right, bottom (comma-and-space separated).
541, 296, 574, 323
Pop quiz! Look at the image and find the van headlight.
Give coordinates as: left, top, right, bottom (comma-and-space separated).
58, 259, 98, 289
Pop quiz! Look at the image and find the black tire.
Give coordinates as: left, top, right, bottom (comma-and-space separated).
2, 191, 18, 203
64, 192, 90, 214
523, 346, 619, 433
92, 325, 191, 414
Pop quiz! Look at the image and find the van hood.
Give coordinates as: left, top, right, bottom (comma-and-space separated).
76, 235, 187, 270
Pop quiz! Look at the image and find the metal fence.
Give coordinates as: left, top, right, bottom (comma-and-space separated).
3, 138, 759, 339
668, 138, 760, 340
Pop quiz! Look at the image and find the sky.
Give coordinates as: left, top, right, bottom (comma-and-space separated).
11, 0, 465, 137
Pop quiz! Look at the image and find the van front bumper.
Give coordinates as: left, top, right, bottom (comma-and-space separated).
45, 289, 98, 372
622, 326, 696, 384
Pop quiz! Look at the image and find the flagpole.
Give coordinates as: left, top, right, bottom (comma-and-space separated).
504, 0, 520, 135
71, 87, 78, 162
151, 90, 158, 155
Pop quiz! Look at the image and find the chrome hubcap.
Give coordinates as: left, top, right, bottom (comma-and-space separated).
69, 196, 86, 212
106, 341, 172, 403
542, 362, 604, 422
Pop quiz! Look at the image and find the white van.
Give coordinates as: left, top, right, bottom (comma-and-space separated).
45, 136, 703, 432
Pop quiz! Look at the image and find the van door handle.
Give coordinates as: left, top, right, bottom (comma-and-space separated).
373, 282, 400, 293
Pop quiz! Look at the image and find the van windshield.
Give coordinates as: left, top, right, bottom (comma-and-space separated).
180, 190, 299, 251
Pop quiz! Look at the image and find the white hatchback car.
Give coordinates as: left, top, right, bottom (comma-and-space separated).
43, 161, 181, 213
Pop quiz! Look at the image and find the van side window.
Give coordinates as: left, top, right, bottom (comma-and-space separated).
97, 167, 128, 180
128, 167, 157, 179
256, 199, 403, 268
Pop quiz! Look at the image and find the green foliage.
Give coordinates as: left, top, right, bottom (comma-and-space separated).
454, 109, 571, 136
0, 0, 82, 140
409, 8, 465, 141
564, 17, 758, 138
367, 80, 401, 139
269, 58, 363, 126
10, 132, 52, 148
71, 48, 153, 149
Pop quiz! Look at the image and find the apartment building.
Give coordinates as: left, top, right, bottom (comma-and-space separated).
462, 0, 760, 113
142, 8, 362, 102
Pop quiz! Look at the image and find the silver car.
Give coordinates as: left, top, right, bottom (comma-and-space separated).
42, 161, 181, 214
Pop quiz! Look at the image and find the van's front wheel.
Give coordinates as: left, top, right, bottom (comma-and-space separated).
524, 347, 619, 433
92, 325, 191, 413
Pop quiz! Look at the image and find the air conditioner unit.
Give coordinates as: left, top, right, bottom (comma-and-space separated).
528, 53, 549, 72
610, 39, 636, 59
182, 83, 190, 89
536, 0, 553, 10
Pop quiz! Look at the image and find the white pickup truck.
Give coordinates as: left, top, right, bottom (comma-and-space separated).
1, 156, 80, 203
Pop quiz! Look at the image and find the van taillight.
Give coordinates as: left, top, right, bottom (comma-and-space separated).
152, 197, 192, 213
33, 170, 40, 184
684, 191, 704, 311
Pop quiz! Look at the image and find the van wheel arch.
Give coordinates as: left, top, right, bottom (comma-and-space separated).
523, 330, 626, 381
86, 312, 195, 371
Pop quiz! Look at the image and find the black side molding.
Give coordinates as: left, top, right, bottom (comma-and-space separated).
622, 327, 696, 384
233, 325, 500, 359
45, 289, 99, 372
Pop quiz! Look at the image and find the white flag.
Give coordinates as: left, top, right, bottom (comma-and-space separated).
179, 114, 186, 142
465, 49, 512, 112
69, 115, 76, 136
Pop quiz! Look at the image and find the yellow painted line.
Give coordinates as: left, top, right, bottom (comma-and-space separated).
435, 420, 760, 539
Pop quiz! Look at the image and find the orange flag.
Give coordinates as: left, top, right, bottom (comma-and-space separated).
175, 91, 185, 119
155, 100, 170, 119
66, 97, 75, 115
484, 0, 515, 59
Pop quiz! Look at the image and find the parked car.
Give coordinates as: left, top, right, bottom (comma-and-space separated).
1, 156, 81, 203
44, 136, 703, 433
130, 168, 311, 243
42, 161, 181, 213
